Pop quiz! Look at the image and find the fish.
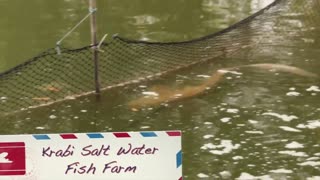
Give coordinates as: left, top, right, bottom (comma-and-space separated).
225, 63, 319, 78
45, 85, 60, 92
32, 97, 51, 101
128, 70, 225, 109
36, 82, 62, 92
128, 63, 318, 109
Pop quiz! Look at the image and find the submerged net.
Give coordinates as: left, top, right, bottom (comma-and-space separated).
0, 0, 319, 114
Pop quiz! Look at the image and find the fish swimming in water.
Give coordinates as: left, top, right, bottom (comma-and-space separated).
128, 70, 225, 109
128, 63, 318, 109
225, 63, 318, 78
32, 97, 51, 101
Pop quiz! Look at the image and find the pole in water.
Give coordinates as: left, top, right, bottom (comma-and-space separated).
89, 0, 101, 95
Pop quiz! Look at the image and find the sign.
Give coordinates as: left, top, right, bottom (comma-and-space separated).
0, 142, 26, 175
0, 131, 182, 180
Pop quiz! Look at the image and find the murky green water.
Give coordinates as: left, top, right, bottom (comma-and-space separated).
1, 0, 320, 179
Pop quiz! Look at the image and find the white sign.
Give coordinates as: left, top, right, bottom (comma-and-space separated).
0, 131, 182, 180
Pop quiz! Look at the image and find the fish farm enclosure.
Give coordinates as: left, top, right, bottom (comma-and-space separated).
1, 0, 320, 179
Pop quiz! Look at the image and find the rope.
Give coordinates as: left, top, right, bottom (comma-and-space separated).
56, 8, 97, 47
97, 34, 108, 52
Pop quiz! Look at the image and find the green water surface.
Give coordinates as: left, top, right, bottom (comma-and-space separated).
1, 0, 320, 179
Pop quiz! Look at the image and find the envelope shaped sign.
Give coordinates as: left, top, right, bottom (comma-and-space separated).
0, 131, 182, 180
0, 142, 26, 175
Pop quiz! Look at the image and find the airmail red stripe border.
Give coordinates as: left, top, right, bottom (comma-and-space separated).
167, 131, 181, 136
113, 132, 131, 138
32, 131, 181, 140
60, 134, 78, 139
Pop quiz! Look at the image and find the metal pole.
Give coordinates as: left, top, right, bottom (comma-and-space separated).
89, 0, 101, 95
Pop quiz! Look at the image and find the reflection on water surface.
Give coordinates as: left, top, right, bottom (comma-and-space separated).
1, 0, 320, 179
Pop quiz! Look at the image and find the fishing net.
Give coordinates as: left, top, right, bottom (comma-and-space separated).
0, 0, 319, 114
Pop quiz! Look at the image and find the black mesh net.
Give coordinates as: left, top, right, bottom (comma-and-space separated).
0, 0, 319, 114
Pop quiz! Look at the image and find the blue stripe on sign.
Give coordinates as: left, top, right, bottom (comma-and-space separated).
87, 133, 104, 138
176, 150, 182, 168
33, 134, 50, 140
140, 132, 157, 137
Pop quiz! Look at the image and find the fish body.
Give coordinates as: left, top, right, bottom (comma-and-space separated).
128, 63, 318, 109
128, 71, 225, 109
45, 86, 60, 92
229, 63, 318, 78
32, 97, 51, 101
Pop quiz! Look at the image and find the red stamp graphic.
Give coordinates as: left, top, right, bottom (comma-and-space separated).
0, 142, 26, 175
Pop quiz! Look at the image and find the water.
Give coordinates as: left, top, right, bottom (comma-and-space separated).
1, 0, 320, 179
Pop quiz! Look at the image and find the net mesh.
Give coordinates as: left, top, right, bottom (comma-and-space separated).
0, 0, 319, 114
